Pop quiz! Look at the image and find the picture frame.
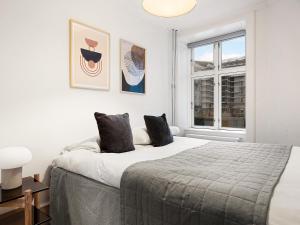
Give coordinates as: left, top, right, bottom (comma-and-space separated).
120, 39, 146, 94
69, 19, 110, 90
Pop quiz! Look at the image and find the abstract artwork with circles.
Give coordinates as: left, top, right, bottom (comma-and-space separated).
120, 39, 145, 94
69, 20, 110, 90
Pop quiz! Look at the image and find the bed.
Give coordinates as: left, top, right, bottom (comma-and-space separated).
50, 136, 300, 225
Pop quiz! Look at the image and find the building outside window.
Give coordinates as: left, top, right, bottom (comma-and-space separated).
189, 31, 246, 130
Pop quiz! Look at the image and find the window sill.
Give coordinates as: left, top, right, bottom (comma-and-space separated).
184, 128, 246, 142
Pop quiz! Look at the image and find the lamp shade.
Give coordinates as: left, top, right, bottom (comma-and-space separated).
0, 147, 32, 169
143, 0, 197, 17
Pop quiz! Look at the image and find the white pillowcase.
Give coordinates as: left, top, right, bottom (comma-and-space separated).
169, 126, 181, 136
63, 136, 101, 153
132, 127, 151, 145
62, 126, 181, 153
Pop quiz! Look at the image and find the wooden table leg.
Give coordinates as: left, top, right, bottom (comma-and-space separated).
24, 189, 32, 225
33, 174, 40, 209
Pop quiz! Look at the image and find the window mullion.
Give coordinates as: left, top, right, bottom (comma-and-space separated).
218, 41, 222, 129
213, 42, 219, 129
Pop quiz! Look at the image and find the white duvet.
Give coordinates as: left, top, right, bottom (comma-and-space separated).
53, 137, 300, 225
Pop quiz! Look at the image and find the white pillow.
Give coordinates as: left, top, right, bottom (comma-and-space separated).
132, 127, 151, 145
169, 126, 180, 136
63, 136, 101, 153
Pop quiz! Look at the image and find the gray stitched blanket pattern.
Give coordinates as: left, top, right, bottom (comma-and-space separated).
120, 142, 291, 225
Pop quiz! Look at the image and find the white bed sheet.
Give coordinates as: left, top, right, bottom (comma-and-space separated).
268, 145, 300, 225
53, 136, 210, 188
52, 137, 300, 225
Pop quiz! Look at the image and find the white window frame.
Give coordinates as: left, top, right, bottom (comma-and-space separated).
190, 36, 246, 131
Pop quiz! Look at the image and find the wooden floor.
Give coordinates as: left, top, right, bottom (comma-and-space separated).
0, 206, 49, 225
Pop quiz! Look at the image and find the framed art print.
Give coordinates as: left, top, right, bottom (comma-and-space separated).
69, 19, 110, 90
120, 39, 146, 94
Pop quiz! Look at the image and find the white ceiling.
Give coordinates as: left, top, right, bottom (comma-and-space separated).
121, 0, 266, 30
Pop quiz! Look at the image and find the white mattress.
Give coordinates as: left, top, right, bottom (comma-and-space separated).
52, 137, 300, 225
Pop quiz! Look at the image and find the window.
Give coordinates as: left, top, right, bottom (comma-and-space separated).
221, 74, 245, 128
192, 44, 215, 72
193, 77, 214, 126
190, 33, 246, 130
221, 36, 246, 68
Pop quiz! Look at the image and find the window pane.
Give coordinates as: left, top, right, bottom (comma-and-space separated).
193, 44, 215, 72
194, 78, 214, 126
221, 75, 245, 128
221, 36, 246, 68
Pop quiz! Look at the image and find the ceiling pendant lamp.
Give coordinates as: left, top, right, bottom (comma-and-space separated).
143, 0, 197, 18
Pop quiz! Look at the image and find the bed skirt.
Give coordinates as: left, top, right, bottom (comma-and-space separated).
50, 167, 121, 225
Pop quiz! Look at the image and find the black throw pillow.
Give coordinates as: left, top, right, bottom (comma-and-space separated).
144, 113, 173, 147
94, 113, 135, 153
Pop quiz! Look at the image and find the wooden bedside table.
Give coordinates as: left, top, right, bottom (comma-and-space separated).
0, 174, 50, 225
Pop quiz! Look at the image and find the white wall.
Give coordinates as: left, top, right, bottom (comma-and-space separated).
255, 0, 300, 145
175, 0, 300, 146
0, 0, 171, 184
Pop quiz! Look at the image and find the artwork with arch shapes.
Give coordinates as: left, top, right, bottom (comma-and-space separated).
70, 20, 110, 90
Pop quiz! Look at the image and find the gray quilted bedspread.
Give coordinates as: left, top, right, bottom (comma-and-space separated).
120, 141, 291, 225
